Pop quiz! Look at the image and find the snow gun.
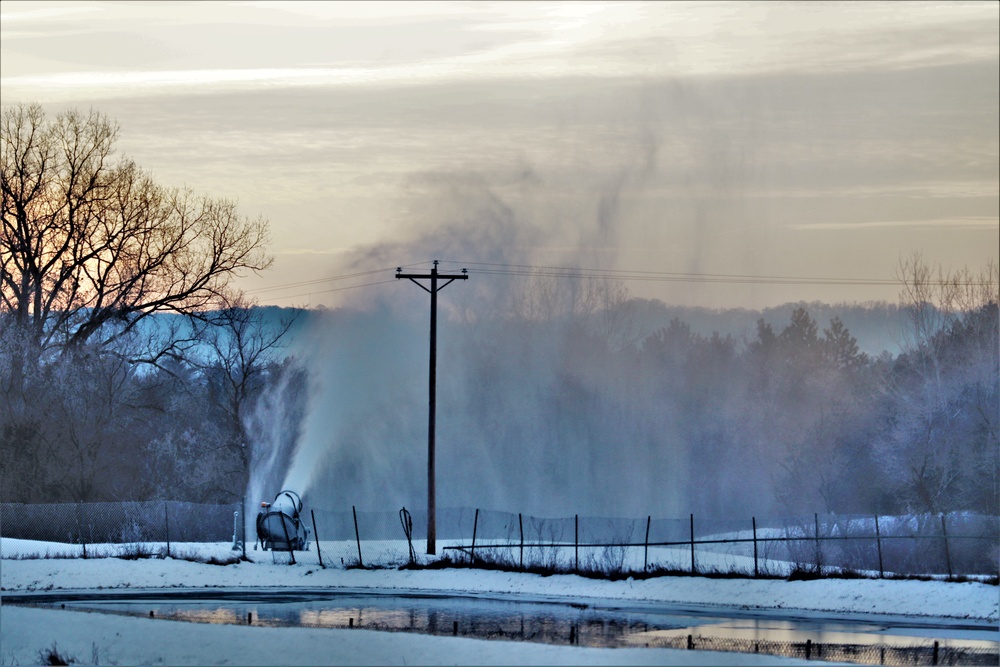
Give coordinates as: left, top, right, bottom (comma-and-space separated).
255, 490, 310, 551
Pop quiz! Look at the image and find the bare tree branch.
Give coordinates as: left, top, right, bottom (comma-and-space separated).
1, 103, 272, 362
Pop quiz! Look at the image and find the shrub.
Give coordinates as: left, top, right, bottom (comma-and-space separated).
38, 642, 75, 665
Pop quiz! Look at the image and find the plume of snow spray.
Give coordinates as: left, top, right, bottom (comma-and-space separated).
243, 363, 307, 536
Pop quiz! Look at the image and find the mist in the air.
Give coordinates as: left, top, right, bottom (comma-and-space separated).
274, 89, 703, 517
250, 75, 999, 522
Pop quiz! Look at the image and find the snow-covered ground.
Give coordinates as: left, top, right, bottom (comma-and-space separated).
1, 538, 997, 666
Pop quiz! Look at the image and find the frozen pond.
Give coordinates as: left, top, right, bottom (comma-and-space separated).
7, 588, 998, 665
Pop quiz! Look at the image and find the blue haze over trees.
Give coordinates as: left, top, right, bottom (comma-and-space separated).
1, 106, 997, 526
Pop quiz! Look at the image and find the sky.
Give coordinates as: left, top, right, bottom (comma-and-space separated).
2, 0, 997, 309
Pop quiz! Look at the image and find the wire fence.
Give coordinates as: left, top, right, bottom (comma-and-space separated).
2, 502, 997, 578
0, 501, 240, 558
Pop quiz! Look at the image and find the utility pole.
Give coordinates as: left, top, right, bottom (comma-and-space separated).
396, 261, 468, 555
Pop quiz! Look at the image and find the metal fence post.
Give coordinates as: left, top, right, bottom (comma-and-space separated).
689, 514, 695, 574
874, 515, 884, 578
470, 508, 479, 563
231, 510, 240, 551
814, 512, 821, 573
518, 512, 524, 570
164, 502, 170, 558
311, 509, 324, 568
940, 514, 952, 578
353, 505, 363, 568
242, 498, 248, 560
574, 514, 579, 573
644, 515, 651, 571
752, 516, 759, 578
241, 497, 247, 560
76, 502, 87, 559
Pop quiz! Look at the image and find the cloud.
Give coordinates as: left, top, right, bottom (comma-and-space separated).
0, 4, 104, 23
7, 2, 996, 104
789, 217, 998, 231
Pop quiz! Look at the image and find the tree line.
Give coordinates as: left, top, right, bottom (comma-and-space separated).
2, 105, 997, 520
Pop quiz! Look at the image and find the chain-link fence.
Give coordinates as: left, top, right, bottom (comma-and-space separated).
1, 501, 241, 558
2, 502, 997, 578
329, 508, 997, 578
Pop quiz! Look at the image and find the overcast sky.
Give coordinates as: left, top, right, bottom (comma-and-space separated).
2, 1, 997, 309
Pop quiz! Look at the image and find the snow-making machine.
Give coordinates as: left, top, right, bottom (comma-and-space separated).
256, 490, 310, 551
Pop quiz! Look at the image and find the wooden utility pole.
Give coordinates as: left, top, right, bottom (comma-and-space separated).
396, 261, 468, 554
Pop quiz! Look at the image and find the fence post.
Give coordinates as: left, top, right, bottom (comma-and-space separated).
574, 514, 579, 573
752, 516, 759, 578
940, 514, 952, 578
77, 502, 87, 559
470, 508, 479, 563
814, 512, 820, 573
874, 515, 883, 578
352, 505, 363, 568
311, 509, 324, 568
689, 514, 696, 574
518, 513, 524, 571
241, 497, 247, 560
644, 515, 651, 572
164, 502, 170, 558
231, 510, 240, 551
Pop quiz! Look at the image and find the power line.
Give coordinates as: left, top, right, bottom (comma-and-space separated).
435, 260, 919, 287
245, 268, 389, 294
244, 262, 432, 300
244, 259, 989, 304
260, 279, 398, 302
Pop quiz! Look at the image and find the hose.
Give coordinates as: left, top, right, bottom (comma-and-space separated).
400, 507, 416, 565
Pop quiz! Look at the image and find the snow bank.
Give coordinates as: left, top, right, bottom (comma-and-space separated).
1, 539, 995, 666
1, 539, 996, 622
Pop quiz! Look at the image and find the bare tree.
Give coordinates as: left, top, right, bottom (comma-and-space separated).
1, 103, 276, 502
1, 103, 271, 366
880, 254, 1000, 514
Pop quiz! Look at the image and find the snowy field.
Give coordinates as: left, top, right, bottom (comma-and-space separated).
1, 538, 997, 666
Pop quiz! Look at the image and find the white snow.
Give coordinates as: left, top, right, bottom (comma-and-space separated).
1, 538, 997, 666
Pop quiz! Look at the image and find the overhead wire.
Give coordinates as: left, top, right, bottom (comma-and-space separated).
243, 262, 431, 302
435, 260, 903, 286
246, 268, 389, 294
243, 258, 986, 303
263, 279, 399, 302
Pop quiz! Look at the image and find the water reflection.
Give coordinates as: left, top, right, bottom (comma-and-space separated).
64, 597, 680, 647
55, 596, 999, 665
624, 619, 1000, 650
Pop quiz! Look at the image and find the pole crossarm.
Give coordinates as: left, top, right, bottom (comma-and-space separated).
396, 273, 469, 288
395, 260, 468, 556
